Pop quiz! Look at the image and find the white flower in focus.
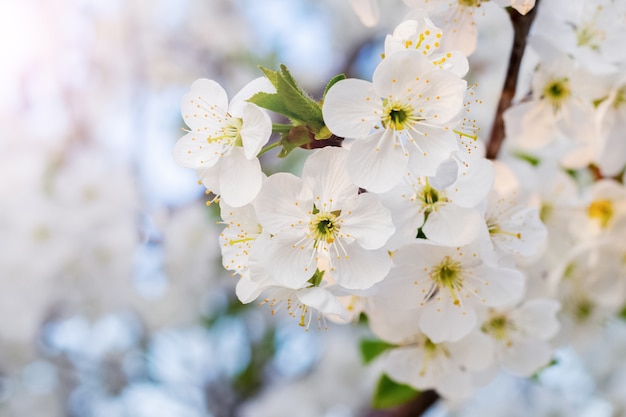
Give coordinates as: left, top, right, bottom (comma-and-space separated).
322, 50, 465, 192
174, 77, 272, 207
381, 151, 493, 248
481, 299, 560, 376
384, 11, 469, 77
381, 330, 494, 400
378, 240, 525, 343
253, 147, 395, 290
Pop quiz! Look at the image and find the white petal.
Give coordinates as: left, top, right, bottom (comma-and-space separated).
254, 173, 312, 235
236, 274, 266, 304
297, 287, 348, 319
447, 330, 495, 371
173, 131, 223, 169
422, 204, 482, 246
383, 346, 433, 391
419, 293, 477, 343
261, 232, 316, 288
219, 148, 263, 207
340, 193, 395, 250
367, 304, 423, 343
466, 266, 525, 308
442, 8, 477, 56
301, 147, 358, 208
428, 158, 458, 190
380, 182, 426, 249
181, 79, 228, 130
373, 50, 436, 101
322, 78, 381, 138
407, 130, 459, 176
229, 76, 275, 116
513, 299, 561, 340
332, 244, 391, 290
197, 162, 220, 193
239, 103, 272, 159
500, 338, 553, 377
348, 130, 409, 192
446, 152, 494, 208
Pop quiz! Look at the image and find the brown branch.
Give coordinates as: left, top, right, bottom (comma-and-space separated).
485, 2, 541, 160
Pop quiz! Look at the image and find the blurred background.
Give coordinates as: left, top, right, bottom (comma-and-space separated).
1, 1, 624, 416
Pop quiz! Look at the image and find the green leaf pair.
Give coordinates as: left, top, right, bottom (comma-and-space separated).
248, 65, 345, 157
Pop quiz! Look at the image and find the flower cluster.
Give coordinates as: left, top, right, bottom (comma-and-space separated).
172, 6, 578, 401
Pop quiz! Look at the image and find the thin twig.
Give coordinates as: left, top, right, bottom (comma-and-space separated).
486, 2, 541, 160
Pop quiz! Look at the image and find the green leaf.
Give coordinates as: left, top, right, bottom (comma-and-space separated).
248, 91, 300, 122
372, 374, 420, 409
360, 339, 395, 364
277, 125, 313, 158
619, 304, 626, 320
323, 73, 346, 98
250, 65, 325, 132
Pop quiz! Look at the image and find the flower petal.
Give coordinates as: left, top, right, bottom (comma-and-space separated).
348, 130, 409, 192
219, 147, 263, 207
254, 173, 312, 235
173, 131, 223, 169
322, 78, 381, 138
419, 292, 477, 343
297, 287, 348, 319
301, 147, 358, 209
181, 79, 228, 131
340, 192, 395, 250
239, 103, 272, 159
332, 243, 391, 290
422, 204, 482, 247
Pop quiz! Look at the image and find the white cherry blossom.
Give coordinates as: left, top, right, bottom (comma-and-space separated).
322, 50, 465, 192
381, 151, 493, 248
174, 77, 272, 207
376, 240, 525, 343
253, 147, 395, 290
381, 330, 494, 400
481, 299, 560, 376
384, 11, 469, 77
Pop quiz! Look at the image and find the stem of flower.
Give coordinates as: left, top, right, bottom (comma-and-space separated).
485, 2, 541, 160
257, 140, 282, 157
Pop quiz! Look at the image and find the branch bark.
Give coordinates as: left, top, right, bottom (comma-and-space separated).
485, 2, 541, 160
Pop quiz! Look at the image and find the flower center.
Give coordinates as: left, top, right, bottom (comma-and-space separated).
418, 184, 447, 217
430, 256, 463, 300
310, 210, 341, 245
382, 100, 418, 131
207, 116, 243, 146
576, 22, 605, 50
482, 314, 514, 341
543, 78, 570, 112
588, 199, 613, 228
